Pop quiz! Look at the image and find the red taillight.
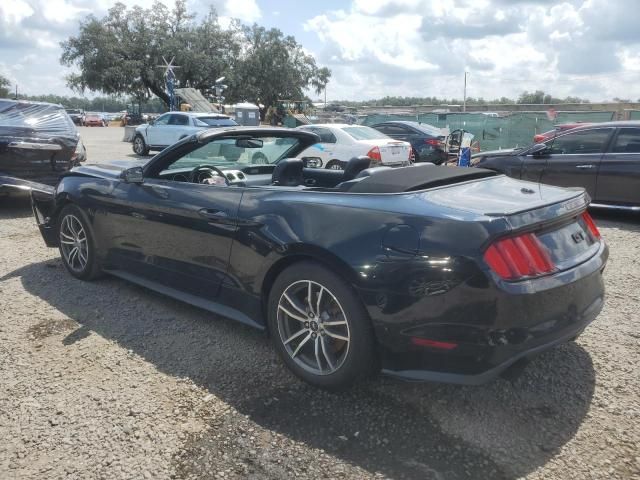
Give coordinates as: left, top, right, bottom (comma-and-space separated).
582, 211, 601, 239
484, 233, 555, 280
424, 138, 440, 146
533, 135, 544, 143
367, 146, 382, 163
411, 337, 458, 350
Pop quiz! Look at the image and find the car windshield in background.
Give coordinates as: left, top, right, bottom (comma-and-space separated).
166, 136, 300, 171
342, 126, 387, 140
194, 117, 238, 127
409, 122, 444, 137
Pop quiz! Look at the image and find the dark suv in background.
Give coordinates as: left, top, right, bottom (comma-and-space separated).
371, 120, 447, 164
473, 121, 640, 211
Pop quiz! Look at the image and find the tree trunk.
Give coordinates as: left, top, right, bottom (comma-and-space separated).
145, 81, 170, 108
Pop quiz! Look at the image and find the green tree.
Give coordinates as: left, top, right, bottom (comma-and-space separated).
230, 25, 330, 110
0, 74, 11, 98
60, 1, 240, 107
60, 1, 330, 111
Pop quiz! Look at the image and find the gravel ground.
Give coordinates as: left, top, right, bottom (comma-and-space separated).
0, 127, 639, 479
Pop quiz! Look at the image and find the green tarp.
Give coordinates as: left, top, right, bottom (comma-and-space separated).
359, 111, 617, 151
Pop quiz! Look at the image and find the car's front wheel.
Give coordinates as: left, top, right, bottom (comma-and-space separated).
268, 261, 376, 390
57, 205, 102, 280
132, 135, 149, 156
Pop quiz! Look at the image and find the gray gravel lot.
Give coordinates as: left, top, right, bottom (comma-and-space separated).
0, 126, 639, 479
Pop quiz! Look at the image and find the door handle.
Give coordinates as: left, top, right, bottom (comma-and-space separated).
198, 208, 228, 220
575, 164, 595, 169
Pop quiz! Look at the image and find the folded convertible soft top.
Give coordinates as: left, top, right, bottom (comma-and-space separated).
348, 165, 498, 193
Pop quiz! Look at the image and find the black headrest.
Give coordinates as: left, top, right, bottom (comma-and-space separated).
342, 156, 371, 181
355, 166, 393, 178
272, 158, 304, 186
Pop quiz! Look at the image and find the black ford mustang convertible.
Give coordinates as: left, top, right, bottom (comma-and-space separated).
32, 127, 608, 389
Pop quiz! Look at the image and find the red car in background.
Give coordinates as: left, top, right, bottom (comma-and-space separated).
84, 113, 106, 127
533, 122, 592, 143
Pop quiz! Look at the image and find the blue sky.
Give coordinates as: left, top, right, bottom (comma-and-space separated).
2, 0, 640, 102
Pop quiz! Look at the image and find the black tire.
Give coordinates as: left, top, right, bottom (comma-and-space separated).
132, 134, 149, 156
56, 204, 102, 281
268, 261, 376, 390
326, 159, 345, 171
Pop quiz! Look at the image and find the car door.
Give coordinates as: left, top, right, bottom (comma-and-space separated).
101, 147, 243, 299
168, 113, 190, 144
531, 127, 614, 198
595, 127, 640, 206
146, 113, 171, 147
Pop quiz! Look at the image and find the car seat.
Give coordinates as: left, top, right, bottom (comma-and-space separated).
342, 156, 371, 181
272, 158, 304, 186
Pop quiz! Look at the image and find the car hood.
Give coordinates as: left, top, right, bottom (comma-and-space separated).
66, 159, 147, 180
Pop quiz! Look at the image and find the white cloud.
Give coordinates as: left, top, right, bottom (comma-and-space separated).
2, 0, 640, 102
304, 0, 640, 101
222, 0, 260, 23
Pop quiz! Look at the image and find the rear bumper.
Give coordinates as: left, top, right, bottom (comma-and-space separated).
381, 295, 601, 385
359, 242, 608, 385
1, 175, 56, 197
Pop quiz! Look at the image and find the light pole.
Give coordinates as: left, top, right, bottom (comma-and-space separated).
463, 71, 468, 112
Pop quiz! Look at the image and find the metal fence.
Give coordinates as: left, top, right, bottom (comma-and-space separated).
358, 111, 617, 151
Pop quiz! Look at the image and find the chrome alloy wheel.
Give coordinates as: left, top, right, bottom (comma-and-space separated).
133, 136, 145, 154
59, 214, 88, 273
277, 280, 350, 375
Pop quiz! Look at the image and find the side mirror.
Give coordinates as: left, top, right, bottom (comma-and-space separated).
121, 166, 144, 184
302, 157, 323, 168
148, 119, 155, 126
529, 143, 548, 156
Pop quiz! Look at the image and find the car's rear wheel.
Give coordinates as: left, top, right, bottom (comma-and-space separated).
268, 261, 376, 390
252, 152, 268, 164
133, 135, 149, 156
326, 159, 344, 170
57, 205, 102, 280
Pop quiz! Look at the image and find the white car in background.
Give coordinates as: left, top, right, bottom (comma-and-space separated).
132, 111, 238, 155
296, 124, 412, 169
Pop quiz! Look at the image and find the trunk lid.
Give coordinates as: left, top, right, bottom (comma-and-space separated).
424, 175, 599, 275
423, 175, 586, 218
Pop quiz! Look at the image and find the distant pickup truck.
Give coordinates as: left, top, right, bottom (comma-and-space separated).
132, 112, 238, 155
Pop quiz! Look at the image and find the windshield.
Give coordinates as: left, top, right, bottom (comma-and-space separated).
342, 126, 387, 140
165, 136, 301, 171
194, 117, 238, 127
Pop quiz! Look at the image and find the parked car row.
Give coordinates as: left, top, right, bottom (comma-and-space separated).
31, 126, 608, 390
1, 100, 618, 390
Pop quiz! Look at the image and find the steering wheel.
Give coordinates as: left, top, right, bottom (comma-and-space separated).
188, 165, 229, 185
